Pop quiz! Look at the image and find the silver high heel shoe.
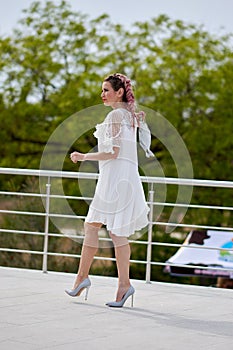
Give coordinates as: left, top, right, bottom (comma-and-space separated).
106, 286, 135, 308
65, 277, 91, 300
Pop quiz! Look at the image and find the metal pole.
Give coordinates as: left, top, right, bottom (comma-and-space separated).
42, 176, 51, 273
145, 183, 154, 283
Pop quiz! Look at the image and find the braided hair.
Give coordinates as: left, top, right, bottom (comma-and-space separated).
104, 73, 145, 126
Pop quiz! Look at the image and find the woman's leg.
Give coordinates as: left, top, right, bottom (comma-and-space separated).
109, 232, 131, 301
72, 222, 102, 289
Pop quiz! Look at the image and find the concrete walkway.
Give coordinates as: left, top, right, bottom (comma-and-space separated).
0, 267, 232, 350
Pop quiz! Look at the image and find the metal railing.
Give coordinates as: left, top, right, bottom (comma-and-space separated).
0, 167, 233, 283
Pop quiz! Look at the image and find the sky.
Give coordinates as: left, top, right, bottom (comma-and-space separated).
0, 0, 233, 37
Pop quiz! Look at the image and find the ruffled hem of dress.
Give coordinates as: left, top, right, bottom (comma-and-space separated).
85, 206, 150, 237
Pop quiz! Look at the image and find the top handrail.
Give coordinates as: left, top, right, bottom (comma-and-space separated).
0, 167, 233, 188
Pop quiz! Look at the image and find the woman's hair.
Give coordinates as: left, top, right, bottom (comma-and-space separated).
104, 73, 145, 126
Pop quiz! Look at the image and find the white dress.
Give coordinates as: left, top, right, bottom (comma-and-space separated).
85, 108, 150, 237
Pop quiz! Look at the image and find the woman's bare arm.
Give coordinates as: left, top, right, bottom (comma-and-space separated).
70, 147, 120, 163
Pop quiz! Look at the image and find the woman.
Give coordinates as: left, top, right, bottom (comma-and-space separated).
65, 73, 151, 307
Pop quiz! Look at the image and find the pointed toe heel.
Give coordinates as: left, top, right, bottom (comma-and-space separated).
106, 286, 135, 308
65, 277, 91, 300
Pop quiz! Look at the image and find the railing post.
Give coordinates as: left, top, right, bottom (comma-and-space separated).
145, 183, 154, 283
42, 176, 51, 273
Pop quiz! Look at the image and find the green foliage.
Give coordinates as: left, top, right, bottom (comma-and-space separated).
0, 1, 232, 176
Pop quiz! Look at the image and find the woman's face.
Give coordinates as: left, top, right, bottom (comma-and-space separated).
101, 81, 123, 107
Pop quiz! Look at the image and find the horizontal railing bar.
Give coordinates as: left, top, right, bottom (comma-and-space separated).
151, 241, 233, 252
0, 168, 100, 180
0, 209, 46, 216
0, 229, 232, 252
0, 248, 140, 265
1, 167, 233, 188
0, 229, 233, 252
0, 191, 233, 211
0, 229, 147, 245
154, 221, 233, 231
0, 248, 148, 266
0, 191, 92, 201
1, 248, 233, 273
47, 251, 116, 261
151, 261, 233, 272
141, 177, 233, 188
0, 191, 45, 197
0, 210, 85, 220
1, 189, 231, 212
49, 214, 85, 219
0, 229, 45, 236
0, 248, 115, 263
2, 188, 232, 212
150, 201, 233, 211
49, 195, 92, 201
2, 188, 232, 211
0, 229, 150, 248
0, 248, 44, 255
0, 228, 148, 244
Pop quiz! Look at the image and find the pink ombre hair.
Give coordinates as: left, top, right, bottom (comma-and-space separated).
104, 73, 145, 126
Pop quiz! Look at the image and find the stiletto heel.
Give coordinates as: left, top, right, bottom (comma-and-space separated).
85, 286, 90, 301
131, 293, 134, 307
65, 277, 91, 300
106, 286, 135, 308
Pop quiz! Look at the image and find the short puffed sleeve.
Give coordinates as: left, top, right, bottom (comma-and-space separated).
94, 109, 123, 154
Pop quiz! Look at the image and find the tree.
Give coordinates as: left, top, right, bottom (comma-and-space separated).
1, 1, 232, 177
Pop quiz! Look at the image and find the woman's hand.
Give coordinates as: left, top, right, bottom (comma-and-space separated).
70, 151, 85, 163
